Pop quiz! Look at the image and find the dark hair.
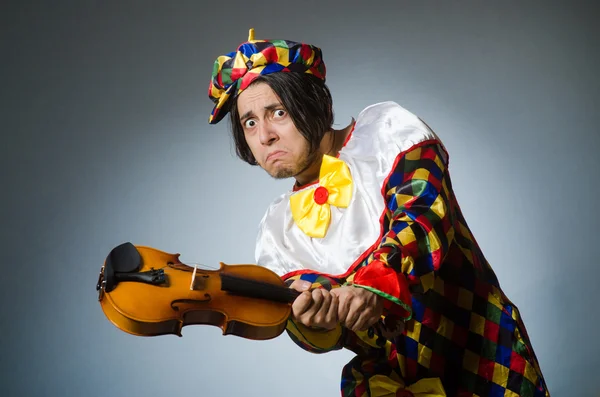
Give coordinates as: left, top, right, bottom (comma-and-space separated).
228, 72, 334, 165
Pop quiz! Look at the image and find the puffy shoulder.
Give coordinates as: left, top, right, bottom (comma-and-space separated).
350, 101, 443, 155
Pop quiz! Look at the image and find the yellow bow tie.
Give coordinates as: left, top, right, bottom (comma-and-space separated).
289, 154, 353, 238
368, 375, 446, 397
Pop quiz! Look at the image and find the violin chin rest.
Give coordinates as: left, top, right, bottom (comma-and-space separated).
104, 242, 142, 292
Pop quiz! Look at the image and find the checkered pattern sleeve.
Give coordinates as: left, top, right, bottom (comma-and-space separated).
351, 140, 454, 320
282, 273, 347, 354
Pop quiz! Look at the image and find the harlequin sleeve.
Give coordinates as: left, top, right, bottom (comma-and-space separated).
350, 142, 455, 320
282, 273, 346, 354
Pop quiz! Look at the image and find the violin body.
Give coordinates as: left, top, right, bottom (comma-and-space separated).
96, 242, 299, 340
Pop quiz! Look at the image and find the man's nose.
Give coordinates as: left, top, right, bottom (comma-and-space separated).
258, 122, 279, 145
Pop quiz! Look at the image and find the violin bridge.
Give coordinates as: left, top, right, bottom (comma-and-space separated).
189, 264, 208, 291
189, 264, 198, 290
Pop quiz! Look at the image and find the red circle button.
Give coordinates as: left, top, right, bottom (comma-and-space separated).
313, 186, 329, 205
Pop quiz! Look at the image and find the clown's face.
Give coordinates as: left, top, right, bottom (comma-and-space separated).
236, 82, 321, 183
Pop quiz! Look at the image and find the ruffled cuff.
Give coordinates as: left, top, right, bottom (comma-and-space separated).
351, 260, 412, 320
286, 320, 345, 354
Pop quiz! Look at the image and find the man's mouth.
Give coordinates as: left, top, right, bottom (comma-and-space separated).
266, 150, 286, 162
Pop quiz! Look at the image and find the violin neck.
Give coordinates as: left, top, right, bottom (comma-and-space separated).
220, 273, 300, 304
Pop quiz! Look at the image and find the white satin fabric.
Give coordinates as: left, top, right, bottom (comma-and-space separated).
254, 101, 442, 278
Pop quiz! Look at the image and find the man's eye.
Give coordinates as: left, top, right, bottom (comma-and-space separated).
245, 119, 256, 128
274, 110, 286, 117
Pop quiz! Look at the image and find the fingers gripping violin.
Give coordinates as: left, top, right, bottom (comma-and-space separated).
96, 242, 301, 340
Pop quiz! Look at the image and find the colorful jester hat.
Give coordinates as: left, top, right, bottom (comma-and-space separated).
207, 28, 327, 124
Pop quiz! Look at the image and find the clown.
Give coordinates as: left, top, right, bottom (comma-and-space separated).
207, 29, 550, 397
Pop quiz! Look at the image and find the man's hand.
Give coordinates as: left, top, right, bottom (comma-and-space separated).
330, 285, 384, 332
289, 279, 339, 330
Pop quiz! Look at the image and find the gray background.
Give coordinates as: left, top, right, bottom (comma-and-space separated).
2, 1, 599, 396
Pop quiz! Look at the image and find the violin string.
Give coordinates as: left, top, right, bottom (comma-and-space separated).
179, 261, 219, 270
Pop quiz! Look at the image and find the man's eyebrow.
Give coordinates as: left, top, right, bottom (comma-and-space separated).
239, 110, 253, 122
239, 102, 282, 121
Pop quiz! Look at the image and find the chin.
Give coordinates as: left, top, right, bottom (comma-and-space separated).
267, 165, 295, 180
269, 171, 294, 180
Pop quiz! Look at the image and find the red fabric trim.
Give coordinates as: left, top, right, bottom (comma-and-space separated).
281, 138, 444, 282
353, 260, 412, 317
292, 178, 318, 192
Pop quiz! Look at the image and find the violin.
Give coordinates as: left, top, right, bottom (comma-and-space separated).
96, 242, 300, 340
